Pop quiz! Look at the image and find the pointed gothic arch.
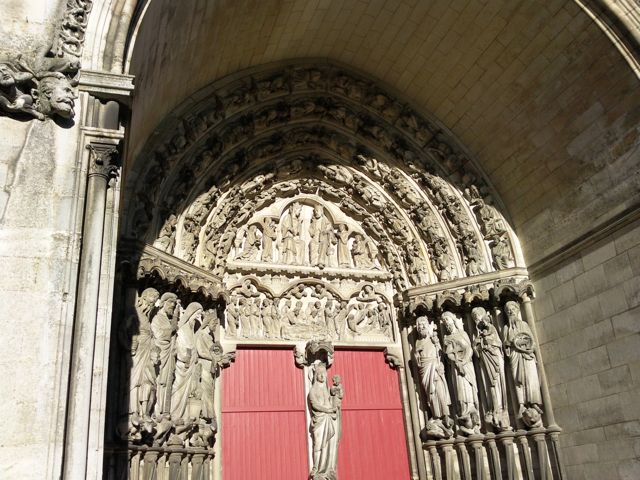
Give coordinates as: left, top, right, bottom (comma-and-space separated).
106, 61, 562, 479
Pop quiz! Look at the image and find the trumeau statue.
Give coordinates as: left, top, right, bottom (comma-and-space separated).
441, 311, 481, 435
503, 301, 543, 427
471, 307, 510, 431
308, 363, 343, 480
413, 316, 453, 439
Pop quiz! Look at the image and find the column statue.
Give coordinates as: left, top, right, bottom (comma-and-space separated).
503, 300, 543, 426
123, 288, 160, 421
413, 316, 453, 439
441, 311, 481, 435
171, 302, 203, 423
151, 292, 179, 415
195, 310, 217, 421
471, 307, 510, 431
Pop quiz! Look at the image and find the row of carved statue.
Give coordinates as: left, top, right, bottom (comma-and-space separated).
225, 282, 393, 341
232, 202, 380, 270
118, 288, 235, 449
413, 301, 543, 440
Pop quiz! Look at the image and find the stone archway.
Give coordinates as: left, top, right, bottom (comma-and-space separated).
105, 62, 562, 480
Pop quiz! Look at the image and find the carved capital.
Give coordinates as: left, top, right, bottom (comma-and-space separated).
87, 142, 120, 181
294, 340, 334, 368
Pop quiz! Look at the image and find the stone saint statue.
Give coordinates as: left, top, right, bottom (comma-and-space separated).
124, 288, 160, 420
151, 292, 179, 415
413, 316, 452, 439
336, 224, 351, 268
261, 218, 277, 262
471, 307, 510, 431
309, 205, 335, 267
503, 301, 543, 425
441, 311, 481, 435
195, 310, 217, 421
171, 302, 203, 423
281, 202, 303, 264
308, 363, 342, 480
238, 224, 260, 261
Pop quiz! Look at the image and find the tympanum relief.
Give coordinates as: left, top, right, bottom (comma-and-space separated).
230, 198, 383, 273
224, 281, 394, 343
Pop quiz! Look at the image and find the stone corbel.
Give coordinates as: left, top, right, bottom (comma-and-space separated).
384, 346, 404, 369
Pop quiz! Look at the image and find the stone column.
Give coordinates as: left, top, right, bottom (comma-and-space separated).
62, 140, 120, 479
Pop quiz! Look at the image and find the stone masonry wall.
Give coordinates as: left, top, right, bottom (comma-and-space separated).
0, 2, 83, 479
533, 219, 640, 480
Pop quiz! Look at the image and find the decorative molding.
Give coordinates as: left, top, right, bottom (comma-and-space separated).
528, 202, 640, 278
120, 242, 226, 302
78, 69, 135, 103
404, 267, 529, 298
49, 0, 94, 59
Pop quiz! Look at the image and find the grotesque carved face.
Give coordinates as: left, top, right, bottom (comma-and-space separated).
37, 74, 77, 119
0, 64, 16, 88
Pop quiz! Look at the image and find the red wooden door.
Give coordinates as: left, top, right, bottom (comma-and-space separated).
333, 350, 411, 479
222, 348, 308, 480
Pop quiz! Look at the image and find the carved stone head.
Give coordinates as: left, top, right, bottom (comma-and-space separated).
138, 287, 160, 313
0, 63, 17, 88
471, 307, 489, 330
313, 363, 328, 384
505, 301, 521, 322
34, 72, 77, 119
160, 292, 178, 316
441, 311, 458, 334
416, 316, 431, 338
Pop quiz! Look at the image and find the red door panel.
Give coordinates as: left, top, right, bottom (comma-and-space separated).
333, 350, 411, 480
222, 349, 308, 480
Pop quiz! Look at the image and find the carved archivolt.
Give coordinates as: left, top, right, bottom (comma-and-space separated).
125, 64, 523, 293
